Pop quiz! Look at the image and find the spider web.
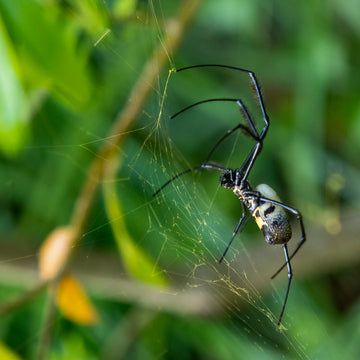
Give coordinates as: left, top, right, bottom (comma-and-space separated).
81, 13, 312, 356
119, 56, 310, 358
0, 1, 318, 358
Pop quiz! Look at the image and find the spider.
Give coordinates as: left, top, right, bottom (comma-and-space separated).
153, 64, 306, 326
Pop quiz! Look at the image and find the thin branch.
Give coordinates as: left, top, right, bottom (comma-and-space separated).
0, 281, 47, 317
70, 0, 204, 239
36, 286, 57, 360
101, 309, 159, 360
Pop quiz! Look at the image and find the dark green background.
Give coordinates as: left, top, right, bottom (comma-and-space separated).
0, 0, 359, 359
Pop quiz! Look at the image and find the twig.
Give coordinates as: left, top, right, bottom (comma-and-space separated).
101, 308, 158, 360
0, 281, 47, 317
70, 0, 204, 239
36, 287, 57, 360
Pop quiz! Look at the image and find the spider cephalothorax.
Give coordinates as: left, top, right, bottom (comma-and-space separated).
219, 168, 251, 193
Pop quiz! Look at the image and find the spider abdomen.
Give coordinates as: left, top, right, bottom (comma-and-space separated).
253, 184, 292, 245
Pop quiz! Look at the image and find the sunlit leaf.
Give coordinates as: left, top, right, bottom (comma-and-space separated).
0, 340, 22, 360
57, 275, 99, 325
103, 180, 168, 286
0, 13, 29, 156
70, 0, 110, 38
38, 226, 75, 281
113, 0, 137, 19
0, 0, 93, 108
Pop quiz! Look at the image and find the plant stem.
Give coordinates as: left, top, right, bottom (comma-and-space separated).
70, 0, 204, 240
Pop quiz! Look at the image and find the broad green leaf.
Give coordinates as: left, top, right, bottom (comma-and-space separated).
0, 0, 93, 108
103, 178, 167, 286
70, 0, 110, 37
0, 14, 29, 156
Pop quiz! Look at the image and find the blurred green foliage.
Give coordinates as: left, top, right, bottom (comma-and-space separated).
0, 0, 360, 359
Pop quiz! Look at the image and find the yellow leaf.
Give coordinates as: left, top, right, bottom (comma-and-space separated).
56, 275, 99, 325
38, 226, 75, 280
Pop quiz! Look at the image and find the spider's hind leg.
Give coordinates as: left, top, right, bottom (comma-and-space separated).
242, 192, 306, 278
277, 243, 292, 326
271, 210, 306, 279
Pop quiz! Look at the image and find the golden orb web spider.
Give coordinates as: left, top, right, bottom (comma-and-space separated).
153, 64, 306, 326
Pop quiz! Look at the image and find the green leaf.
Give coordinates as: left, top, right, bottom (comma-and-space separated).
103, 173, 168, 286
70, 0, 110, 37
0, 13, 29, 156
113, 0, 137, 19
0, 0, 93, 108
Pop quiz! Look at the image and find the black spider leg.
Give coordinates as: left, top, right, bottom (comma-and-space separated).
197, 98, 264, 183
171, 98, 259, 140
278, 243, 292, 326
217, 167, 252, 263
218, 202, 252, 263
199, 100, 265, 263
176, 64, 270, 140
153, 95, 261, 197
171, 97, 266, 182
203, 99, 260, 165
238, 192, 304, 324
153, 163, 226, 197
270, 211, 306, 279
